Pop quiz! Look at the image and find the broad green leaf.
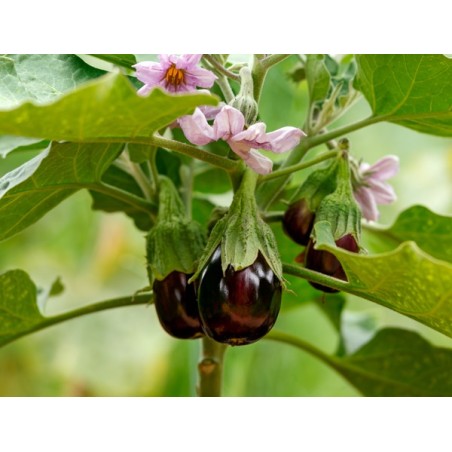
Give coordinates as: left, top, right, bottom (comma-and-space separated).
88, 54, 137, 69
305, 54, 331, 104
194, 166, 231, 194
355, 54, 452, 136
0, 72, 217, 142
0, 270, 44, 347
90, 164, 154, 231
128, 143, 154, 163
313, 221, 452, 338
0, 135, 47, 158
337, 328, 452, 396
0, 269, 151, 348
364, 205, 452, 264
0, 54, 105, 108
270, 327, 452, 396
0, 142, 124, 241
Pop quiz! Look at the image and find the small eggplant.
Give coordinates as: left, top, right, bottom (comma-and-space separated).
305, 234, 359, 293
153, 271, 203, 339
282, 198, 315, 246
198, 247, 281, 346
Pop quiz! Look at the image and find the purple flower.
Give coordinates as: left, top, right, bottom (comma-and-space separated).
133, 54, 217, 95
353, 155, 399, 221
178, 106, 305, 174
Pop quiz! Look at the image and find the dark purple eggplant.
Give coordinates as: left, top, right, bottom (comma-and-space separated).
305, 234, 359, 293
153, 271, 203, 339
282, 198, 315, 246
198, 247, 281, 346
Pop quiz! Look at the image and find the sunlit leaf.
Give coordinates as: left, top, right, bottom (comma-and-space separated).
337, 328, 452, 396
355, 54, 452, 136
364, 205, 452, 264
88, 54, 137, 69
0, 72, 217, 142
0, 54, 105, 108
0, 269, 151, 348
312, 221, 452, 338
90, 163, 153, 231
0, 135, 47, 158
0, 142, 123, 241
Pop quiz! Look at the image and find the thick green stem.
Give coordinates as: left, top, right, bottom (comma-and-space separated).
251, 55, 267, 103
260, 150, 339, 183
256, 115, 382, 211
203, 55, 240, 81
304, 115, 382, 149
197, 337, 227, 396
261, 54, 291, 69
2, 293, 152, 348
283, 262, 350, 292
150, 135, 238, 172
91, 182, 157, 215
265, 330, 337, 368
256, 138, 312, 210
216, 75, 235, 103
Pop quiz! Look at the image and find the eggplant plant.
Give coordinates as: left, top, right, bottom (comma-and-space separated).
0, 54, 451, 396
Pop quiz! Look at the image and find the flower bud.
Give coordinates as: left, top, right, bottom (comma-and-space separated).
229, 67, 258, 125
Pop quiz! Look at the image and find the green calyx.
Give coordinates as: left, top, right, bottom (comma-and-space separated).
146, 177, 206, 281
229, 67, 259, 125
191, 169, 284, 284
313, 152, 362, 243
291, 156, 340, 212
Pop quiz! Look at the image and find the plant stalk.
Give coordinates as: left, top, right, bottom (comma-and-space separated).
197, 337, 227, 397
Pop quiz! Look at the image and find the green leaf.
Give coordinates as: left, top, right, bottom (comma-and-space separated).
312, 220, 452, 338
0, 269, 151, 348
0, 135, 47, 158
305, 54, 331, 104
269, 328, 452, 396
364, 205, 452, 264
0, 54, 105, 108
88, 54, 137, 69
354, 54, 452, 136
0, 72, 218, 142
338, 328, 452, 396
128, 143, 154, 163
0, 142, 123, 241
89, 164, 153, 231
0, 270, 44, 347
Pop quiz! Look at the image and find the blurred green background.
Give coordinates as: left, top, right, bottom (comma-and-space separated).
0, 56, 451, 396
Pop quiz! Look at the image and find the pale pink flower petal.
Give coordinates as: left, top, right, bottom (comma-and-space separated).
133, 62, 165, 87
180, 54, 203, 68
367, 179, 397, 204
364, 155, 399, 180
185, 66, 217, 89
354, 187, 379, 221
264, 127, 305, 153
178, 108, 215, 145
134, 54, 216, 95
353, 155, 399, 221
244, 149, 274, 175
231, 122, 267, 144
177, 105, 305, 176
213, 106, 245, 140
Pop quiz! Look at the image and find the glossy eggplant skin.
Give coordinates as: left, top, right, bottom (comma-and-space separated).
153, 272, 204, 339
282, 199, 315, 246
305, 234, 359, 293
198, 247, 282, 346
